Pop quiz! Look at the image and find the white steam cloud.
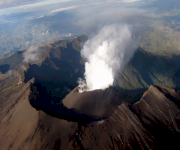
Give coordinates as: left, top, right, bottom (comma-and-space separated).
79, 24, 142, 91
5, 69, 19, 77
21, 45, 42, 72
23, 46, 40, 63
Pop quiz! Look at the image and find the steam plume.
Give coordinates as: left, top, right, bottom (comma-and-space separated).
79, 24, 141, 91
5, 69, 19, 77
23, 46, 40, 63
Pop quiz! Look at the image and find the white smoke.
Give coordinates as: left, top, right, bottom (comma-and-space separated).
21, 65, 27, 71
23, 46, 40, 63
78, 78, 87, 93
79, 24, 142, 91
5, 69, 19, 77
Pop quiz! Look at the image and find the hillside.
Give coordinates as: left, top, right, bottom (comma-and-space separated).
115, 47, 180, 102
72, 84, 180, 150
0, 35, 180, 109
0, 35, 87, 112
0, 80, 180, 149
0, 35, 180, 149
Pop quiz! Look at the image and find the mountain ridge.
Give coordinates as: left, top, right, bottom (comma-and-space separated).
72, 84, 180, 150
0, 35, 180, 111
1, 81, 180, 149
0, 35, 180, 149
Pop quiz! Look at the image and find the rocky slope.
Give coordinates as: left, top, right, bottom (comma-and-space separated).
0, 35, 87, 113
0, 79, 77, 150
0, 35, 180, 106
70, 84, 180, 150
0, 36, 180, 149
0, 80, 180, 149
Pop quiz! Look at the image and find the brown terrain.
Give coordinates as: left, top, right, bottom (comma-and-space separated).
0, 35, 180, 149
76, 84, 180, 150
0, 80, 180, 149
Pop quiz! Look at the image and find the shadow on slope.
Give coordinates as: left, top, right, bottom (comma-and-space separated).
0, 51, 24, 71
29, 80, 106, 126
117, 47, 180, 90
70, 84, 180, 150
24, 41, 85, 101
0, 64, 10, 74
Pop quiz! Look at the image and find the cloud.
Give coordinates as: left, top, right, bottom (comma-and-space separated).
21, 65, 27, 71
5, 69, 19, 77
73, 2, 146, 35
50, 2, 104, 14
0, 0, 145, 22
3, 46, 41, 76
78, 78, 87, 93
0, 0, 70, 8
0, 0, 73, 16
73, 1, 145, 91
51, 5, 79, 14
37, 15, 44, 18
23, 46, 40, 63
79, 23, 142, 91
122, 0, 140, 2
0, 0, 41, 8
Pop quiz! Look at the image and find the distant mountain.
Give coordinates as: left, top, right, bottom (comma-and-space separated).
0, 11, 79, 59
117, 47, 180, 89
116, 47, 180, 102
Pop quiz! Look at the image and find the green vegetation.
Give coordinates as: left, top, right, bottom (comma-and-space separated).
116, 47, 179, 91
140, 20, 180, 55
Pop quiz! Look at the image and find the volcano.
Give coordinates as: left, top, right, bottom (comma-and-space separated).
0, 36, 180, 149
1, 81, 180, 149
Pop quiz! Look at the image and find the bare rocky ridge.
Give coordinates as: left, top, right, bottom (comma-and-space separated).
0, 79, 77, 150
1, 36, 180, 149
75, 84, 180, 150
0, 83, 180, 149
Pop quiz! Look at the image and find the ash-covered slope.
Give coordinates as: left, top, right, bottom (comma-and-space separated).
0, 35, 87, 113
1, 80, 180, 149
0, 79, 78, 150
75, 84, 180, 150
1, 35, 180, 149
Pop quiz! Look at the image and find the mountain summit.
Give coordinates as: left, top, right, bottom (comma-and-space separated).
0, 36, 180, 149
1, 80, 180, 149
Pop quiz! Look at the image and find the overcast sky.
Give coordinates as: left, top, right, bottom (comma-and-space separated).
0, 0, 146, 24
0, 0, 144, 14
0, 0, 177, 33
0, 0, 177, 55
0, 0, 142, 8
